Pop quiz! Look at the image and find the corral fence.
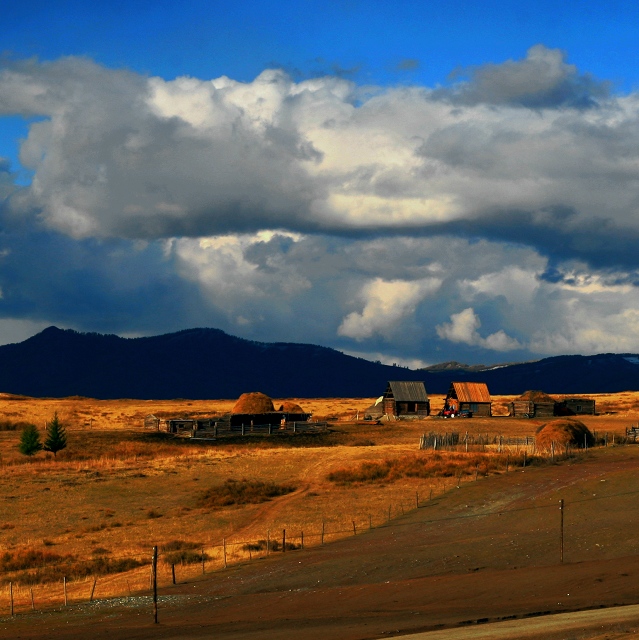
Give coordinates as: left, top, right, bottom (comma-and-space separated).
191, 421, 328, 439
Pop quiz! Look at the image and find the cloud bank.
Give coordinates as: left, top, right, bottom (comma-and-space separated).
1, 46, 639, 363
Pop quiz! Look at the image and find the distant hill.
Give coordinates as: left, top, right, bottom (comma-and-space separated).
0, 326, 638, 398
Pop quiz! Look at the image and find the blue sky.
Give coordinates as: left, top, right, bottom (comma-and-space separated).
2, 1, 639, 366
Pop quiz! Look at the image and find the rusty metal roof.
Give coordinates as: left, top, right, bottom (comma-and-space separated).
387, 381, 429, 402
450, 382, 491, 403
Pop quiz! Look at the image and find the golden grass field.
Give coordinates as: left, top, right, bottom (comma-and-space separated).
1, 390, 639, 612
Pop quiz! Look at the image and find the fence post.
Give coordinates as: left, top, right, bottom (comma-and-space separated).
202, 547, 205, 574
30, 587, 35, 611
416, 491, 419, 508
9, 582, 13, 617
223, 538, 227, 568
152, 546, 158, 624
352, 520, 357, 535
369, 514, 372, 529
301, 531, 304, 549
321, 522, 325, 545
267, 530, 270, 554
90, 578, 97, 602
63, 576, 68, 606
559, 499, 564, 564
475, 465, 479, 481
282, 529, 286, 552
171, 564, 176, 585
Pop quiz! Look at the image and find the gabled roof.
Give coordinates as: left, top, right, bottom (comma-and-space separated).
387, 381, 429, 402
450, 382, 491, 403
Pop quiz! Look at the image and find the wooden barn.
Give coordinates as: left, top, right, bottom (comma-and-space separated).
446, 382, 492, 417
382, 381, 430, 417
556, 397, 596, 416
509, 390, 556, 418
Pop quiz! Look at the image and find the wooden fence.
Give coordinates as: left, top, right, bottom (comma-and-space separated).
419, 432, 535, 451
190, 421, 328, 440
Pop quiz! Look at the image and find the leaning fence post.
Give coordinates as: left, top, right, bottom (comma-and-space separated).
352, 520, 357, 535
171, 564, 176, 585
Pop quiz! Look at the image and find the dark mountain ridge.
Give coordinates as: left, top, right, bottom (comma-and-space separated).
0, 326, 638, 398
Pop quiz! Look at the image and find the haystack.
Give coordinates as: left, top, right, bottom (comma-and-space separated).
535, 419, 594, 450
232, 392, 275, 415
517, 390, 556, 403
278, 401, 305, 413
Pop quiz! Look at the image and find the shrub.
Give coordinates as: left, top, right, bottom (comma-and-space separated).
198, 478, 296, 509
18, 424, 42, 457
160, 540, 208, 565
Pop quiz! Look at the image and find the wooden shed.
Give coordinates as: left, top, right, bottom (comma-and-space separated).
446, 382, 492, 417
383, 381, 430, 417
509, 390, 556, 418
556, 398, 596, 416
166, 419, 195, 434
144, 414, 160, 430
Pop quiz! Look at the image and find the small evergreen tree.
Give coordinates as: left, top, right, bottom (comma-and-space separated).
18, 424, 42, 457
44, 412, 67, 458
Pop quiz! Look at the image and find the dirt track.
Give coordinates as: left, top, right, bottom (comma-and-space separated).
4, 447, 639, 639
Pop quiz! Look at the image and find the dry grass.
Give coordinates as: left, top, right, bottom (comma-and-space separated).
327, 452, 514, 484
0, 391, 637, 601
198, 478, 297, 508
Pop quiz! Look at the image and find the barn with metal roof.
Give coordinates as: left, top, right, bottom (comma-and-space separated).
383, 381, 430, 417
445, 382, 492, 417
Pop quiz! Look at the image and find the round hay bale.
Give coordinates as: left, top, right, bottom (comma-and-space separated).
535, 418, 594, 451
278, 401, 305, 413
517, 390, 556, 403
232, 392, 275, 415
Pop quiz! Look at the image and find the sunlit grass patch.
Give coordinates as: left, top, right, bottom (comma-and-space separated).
327, 452, 512, 484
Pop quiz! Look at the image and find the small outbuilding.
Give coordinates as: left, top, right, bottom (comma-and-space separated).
556, 397, 596, 416
445, 382, 492, 417
509, 390, 556, 418
382, 381, 430, 417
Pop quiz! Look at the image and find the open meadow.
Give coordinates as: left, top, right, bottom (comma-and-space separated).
2, 391, 639, 638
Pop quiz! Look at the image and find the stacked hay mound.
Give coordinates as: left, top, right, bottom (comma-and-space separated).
278, 401, 305, 413
519, 390, 556, 403
536, 418, 594, 450
232, 392, 275, 415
